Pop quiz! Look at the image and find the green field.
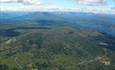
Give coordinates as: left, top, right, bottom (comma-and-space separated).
0, 23, 115, 70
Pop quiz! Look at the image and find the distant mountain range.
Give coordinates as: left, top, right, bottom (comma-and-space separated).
0, 12, 115, 23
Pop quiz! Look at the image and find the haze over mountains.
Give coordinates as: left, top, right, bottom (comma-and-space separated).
0, 11, 115, 37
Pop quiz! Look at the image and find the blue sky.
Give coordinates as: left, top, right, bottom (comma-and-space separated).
0, 0, 115, 13
41, 0, 115, 7
41, 0, 76, 8
107, 0, 115, 7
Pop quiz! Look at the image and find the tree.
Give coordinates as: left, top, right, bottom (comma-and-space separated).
0, 64, 9, 70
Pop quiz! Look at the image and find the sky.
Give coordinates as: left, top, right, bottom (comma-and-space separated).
0, 0, 115, 14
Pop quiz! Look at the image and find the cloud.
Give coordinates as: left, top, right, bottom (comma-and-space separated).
0, 0, 41, 5
78, 0, 105, 5
23, 0, 41, 5
0, 0, 17, 2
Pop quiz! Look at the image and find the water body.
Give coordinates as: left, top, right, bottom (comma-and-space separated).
77, 22, 115, 37
0, 29, 20, 37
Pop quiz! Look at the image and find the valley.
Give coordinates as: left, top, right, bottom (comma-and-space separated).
0, 12, 115, 70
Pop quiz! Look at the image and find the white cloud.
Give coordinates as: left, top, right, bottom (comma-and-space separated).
0, 0, 115, 14
23, 0, 41, 5
0, 0, 17, 2
0, 0, 41, 5
78, 0, 105, 5
0, 3, 60, 12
